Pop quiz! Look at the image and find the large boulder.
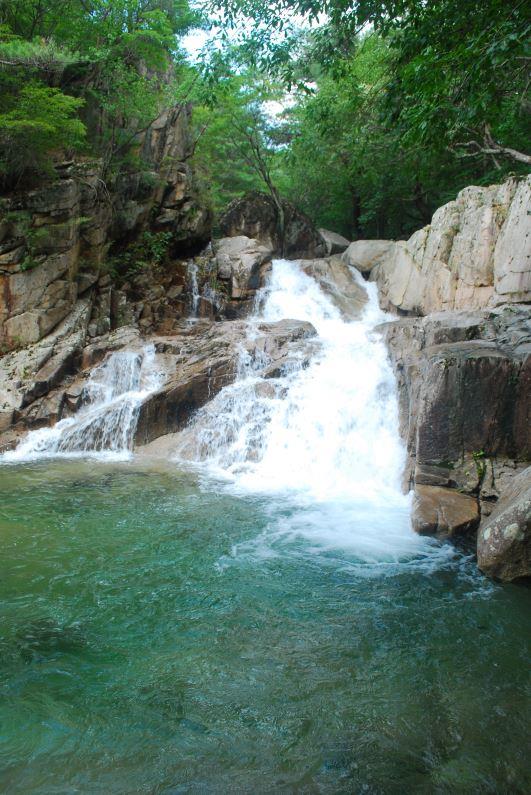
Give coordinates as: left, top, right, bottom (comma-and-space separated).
214, 236, 273, 299
300, 257, 368, 320
318, 228, 350, 256
477, 466, 531, 581
343, 240, 395, 276
219, 191, 325, 258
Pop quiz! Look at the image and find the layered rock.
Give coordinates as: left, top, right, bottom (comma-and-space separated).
135, 319, 318, 446
348, 176, 530, 315
383, 306, 530, 491
0, 104, 211, 352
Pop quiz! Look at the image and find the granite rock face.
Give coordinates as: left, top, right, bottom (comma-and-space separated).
383, 306, 530, 490
366, 176, 530, 315
382, 304, 530, 565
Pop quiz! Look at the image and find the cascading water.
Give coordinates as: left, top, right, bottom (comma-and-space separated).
4, 344, 161, 461
174, 259, 430, 564
187, 261, 200, 317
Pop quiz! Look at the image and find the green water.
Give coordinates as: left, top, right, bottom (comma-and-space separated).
0, 461, 530, 793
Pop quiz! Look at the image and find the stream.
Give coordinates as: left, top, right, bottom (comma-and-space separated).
0, 260, 530, 792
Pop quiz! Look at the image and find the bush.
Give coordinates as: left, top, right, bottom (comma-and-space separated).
0, 82, 86, 186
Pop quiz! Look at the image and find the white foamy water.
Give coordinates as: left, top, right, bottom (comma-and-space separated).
4, 344, 161, 462
174, 259, 433, 563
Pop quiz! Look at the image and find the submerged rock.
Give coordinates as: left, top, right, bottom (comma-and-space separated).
477, 466, 531, 581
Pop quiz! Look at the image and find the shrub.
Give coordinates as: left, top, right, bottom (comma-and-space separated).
0, 82, 86, 186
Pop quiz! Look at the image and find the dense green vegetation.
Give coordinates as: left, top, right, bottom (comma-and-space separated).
0, 1, 197, 186
200, 0, 530, 237
0, 0, 529, 237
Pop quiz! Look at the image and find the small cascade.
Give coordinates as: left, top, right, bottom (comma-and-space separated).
187, 262, 200, 317
5, 345, 161, 461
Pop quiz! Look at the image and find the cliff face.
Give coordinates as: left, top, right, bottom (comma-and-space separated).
0, 103, 211, 351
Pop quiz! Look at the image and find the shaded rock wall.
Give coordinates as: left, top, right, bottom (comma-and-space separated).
0, 104, 211, 351
219, 191, 325, 258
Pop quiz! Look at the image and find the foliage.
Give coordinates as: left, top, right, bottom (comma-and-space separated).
108, 230, 173, 277
189, 66, 289, 220
200, 0, 529, 237
0, 84, 86, 184
0, 2, 200, 187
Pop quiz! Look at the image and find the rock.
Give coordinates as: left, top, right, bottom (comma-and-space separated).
300, 256, 368, 320
343, 240, 395, 276
492, 177, 531, 304
0, 102, 210, 352
214, 236, 273, 299
135, 319, 317, 446
412, 485, 480, 538
370, 176, 530, 315
219, 191, 325, 258
0, 298, 91, 440
318, 229, 350, 256
382, 305, 531, 492
477, 466, 531, 581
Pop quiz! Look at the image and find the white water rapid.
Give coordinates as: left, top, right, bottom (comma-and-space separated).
4, 344, 161, 461
174, 259, 433, 565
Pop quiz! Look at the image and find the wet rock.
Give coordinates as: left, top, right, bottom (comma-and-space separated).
412, 485, 480, 538
0, 299, 91, 440
135, 319, 317, 446
477, 466, 531, 581
300, 256, 368, 320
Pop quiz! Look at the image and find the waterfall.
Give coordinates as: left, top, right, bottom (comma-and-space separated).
187, 262, 200, 317
174, 259, 423, 562
176, 259, 405, 501
4, 344, 161, 461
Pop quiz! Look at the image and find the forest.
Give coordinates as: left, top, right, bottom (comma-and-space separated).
0, 0, 529, 239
